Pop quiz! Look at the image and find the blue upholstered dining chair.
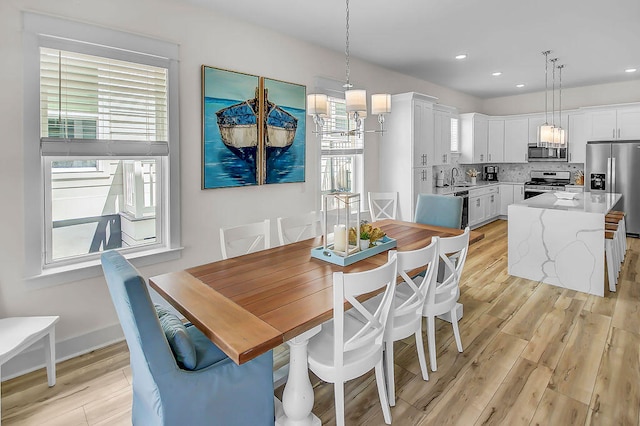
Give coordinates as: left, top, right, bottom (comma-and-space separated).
100, 251, 275, 426
414, 194, 463, 229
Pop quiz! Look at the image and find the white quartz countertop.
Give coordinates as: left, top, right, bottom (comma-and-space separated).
513, 191, 622, 214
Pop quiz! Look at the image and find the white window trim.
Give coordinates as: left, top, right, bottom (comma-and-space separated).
22, 13, 182, 286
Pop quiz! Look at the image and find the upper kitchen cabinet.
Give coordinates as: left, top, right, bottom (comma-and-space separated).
434, 105, 457, 165
568, 113, 587, 163
460, 113, 488, 163
487, 119, 505, 163
503, 118, 528, 163
381, 92, 436, 168
585, 105, 640, 141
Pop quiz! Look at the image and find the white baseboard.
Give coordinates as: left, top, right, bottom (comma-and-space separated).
1, 323, 125, 382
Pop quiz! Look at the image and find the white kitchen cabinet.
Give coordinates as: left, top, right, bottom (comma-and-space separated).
585, 105, 640, 141
468, 185, 500, 228
568, 113, 587, 163
487, 119, 505, 163
460, 113, 489, 163
434, 106, 455, 165
504, 118, 528, 163
527, 114, 546, 145
499, 183, 525, 216
379, 92, 437, 221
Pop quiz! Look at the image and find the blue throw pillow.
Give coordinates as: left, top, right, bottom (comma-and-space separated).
155, 305, 197, 370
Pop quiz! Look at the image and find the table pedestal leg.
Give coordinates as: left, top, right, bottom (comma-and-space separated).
275, 326, 322, 426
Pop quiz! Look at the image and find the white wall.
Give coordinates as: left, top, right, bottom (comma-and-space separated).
0, 0, 482, 378
481, 80, 640, 116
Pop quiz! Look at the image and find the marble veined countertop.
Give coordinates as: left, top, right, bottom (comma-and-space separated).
513, 191, 622, 214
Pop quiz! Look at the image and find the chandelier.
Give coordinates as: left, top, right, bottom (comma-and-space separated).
307, 0, 391, 136
538, 51, 554, 147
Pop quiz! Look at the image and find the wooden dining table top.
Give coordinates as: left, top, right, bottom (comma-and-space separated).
149, 219, 484, 365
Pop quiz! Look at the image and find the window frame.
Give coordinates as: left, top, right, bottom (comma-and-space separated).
22, 13, 182, 287
319, 96, 365, 203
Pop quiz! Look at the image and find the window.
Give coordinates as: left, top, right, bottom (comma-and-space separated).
23, 13, 181, 282
320, 97, 364, 209
450, 117, 460, 152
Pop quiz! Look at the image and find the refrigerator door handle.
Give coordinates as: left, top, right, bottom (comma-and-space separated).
607, 157, 612, 193
611, 156, 616, 193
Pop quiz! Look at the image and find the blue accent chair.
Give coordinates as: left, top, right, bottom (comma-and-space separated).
101, 251, 275, 426
414, 194, 463, 229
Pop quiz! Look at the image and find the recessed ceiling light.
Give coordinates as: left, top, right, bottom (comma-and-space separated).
455, 54, 467, 60
516, 84, 525, 88
492, 72, 502, 77
625, 68, 637, 73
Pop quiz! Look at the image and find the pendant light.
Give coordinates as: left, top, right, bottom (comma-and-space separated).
538, 51, 554, 147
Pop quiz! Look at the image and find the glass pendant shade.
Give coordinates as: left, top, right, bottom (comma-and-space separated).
371, 93, 392, 115
539, 124, 554, 145
345, 89, 367, 113
307, 94, 328, 116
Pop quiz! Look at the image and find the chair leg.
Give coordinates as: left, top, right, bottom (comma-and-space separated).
334, 382, 345, 426
384, 340, 395, 406
45, 327, 56, 387
414, 329, 429, 381
375, 361, 392, 425
427, 315, 437, 372
451, 308, 463, 353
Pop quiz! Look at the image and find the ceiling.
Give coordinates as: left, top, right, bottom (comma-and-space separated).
183, 0, 640, 99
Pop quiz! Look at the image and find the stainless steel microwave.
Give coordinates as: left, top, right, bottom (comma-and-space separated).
527, 144, 567, 162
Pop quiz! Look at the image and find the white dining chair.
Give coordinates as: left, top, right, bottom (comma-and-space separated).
277, 211, 323, 245
423, 227, 470, 371
0, 316, 60, 420
219, 219, 271, 259
307, 255, 398, 426
353, 238, 439, 406
368, 192, 398, 221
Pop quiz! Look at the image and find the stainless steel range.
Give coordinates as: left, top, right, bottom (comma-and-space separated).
523, 171, 571, 199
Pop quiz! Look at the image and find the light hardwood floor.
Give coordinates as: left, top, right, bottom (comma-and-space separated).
3, 219, 639, 425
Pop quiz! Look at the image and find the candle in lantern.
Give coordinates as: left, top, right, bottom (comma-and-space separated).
333, 224, 347, 252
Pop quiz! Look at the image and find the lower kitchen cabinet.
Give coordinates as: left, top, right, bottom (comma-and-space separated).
468, 185, 500, 228
499, 183, 525, 216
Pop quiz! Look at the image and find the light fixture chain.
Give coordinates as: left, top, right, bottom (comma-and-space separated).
550, 58, 557, 126
345, 0, 350, 87
558, 64, 564, 122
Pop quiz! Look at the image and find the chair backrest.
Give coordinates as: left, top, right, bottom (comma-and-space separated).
332, 254, 398, 368
100, 251, 176, 410
220, 219, 271, 259
368, 192, 398, 221
414, 194, 463, 229
390, 237, 439, 319
277, 211, 322, 245
426, 227, 470, 309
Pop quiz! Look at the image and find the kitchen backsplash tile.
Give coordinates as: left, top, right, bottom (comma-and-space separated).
433, 154, 584, 185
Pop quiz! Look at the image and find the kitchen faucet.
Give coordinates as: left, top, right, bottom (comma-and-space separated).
451, 167, 459, 187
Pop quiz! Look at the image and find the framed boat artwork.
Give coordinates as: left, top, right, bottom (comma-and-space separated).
201, 66, 306, 189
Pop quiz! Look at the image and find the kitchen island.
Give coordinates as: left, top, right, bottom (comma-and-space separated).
508, 191, 622, 296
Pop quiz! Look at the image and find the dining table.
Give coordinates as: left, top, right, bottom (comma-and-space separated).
149, 219, 484, 425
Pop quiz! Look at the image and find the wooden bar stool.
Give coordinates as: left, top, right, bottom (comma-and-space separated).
605, 223, 621, 280
608, 211, 627, 254
605, 230, 619, 292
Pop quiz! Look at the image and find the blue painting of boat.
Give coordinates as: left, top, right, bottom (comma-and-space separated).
202, 66, 305, 188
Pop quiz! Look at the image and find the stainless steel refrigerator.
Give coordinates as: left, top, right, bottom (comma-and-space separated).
586, 140, 640, 237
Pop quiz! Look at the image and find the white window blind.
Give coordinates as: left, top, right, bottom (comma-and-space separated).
40, 48, 169, 156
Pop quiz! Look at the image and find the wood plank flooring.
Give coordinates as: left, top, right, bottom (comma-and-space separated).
3, 219, 640, 425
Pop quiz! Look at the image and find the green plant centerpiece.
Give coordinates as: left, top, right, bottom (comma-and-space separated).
349, 221, 386, 249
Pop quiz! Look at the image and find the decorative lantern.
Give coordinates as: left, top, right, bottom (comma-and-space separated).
323, 192, 361, 256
